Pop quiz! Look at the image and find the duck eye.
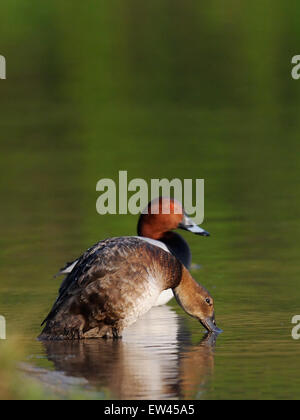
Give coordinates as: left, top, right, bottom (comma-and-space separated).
205, 298, 211, 305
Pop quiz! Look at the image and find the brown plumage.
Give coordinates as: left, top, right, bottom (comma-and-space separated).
40, 237, 220, 341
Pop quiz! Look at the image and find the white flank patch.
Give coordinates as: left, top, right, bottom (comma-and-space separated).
154, 289, 174, 306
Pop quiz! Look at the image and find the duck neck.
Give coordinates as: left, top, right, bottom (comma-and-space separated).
137, 215, 192, 268
159, 232, 191, 269
173, 268, 203, 317
137, 217, 162, 240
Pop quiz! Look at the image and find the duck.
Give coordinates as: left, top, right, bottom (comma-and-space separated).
39, 236, 221, 340
55, 197, 210, 306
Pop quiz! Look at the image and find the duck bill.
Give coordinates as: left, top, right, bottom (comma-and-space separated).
178, 215, 210, 237
200, 317, 222, 334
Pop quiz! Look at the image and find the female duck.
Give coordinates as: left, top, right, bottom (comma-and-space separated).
40, 236, 220, 340
56, 197, 210, 306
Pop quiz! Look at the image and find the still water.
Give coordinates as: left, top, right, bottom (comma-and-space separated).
1, 1, 300, 400
32, 307, 216, 400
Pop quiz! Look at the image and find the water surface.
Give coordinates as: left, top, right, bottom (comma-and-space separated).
1, 1, 300, 400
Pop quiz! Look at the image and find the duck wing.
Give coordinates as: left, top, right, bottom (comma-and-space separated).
43, 237, 126, 326
54, 259, 79, 278
40, 237, 182, 339
53, 241, 100, 278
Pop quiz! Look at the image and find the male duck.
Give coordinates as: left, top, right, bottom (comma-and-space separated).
55, 197, 210, 306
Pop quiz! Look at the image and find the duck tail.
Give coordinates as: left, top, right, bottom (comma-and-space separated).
38, 314, 85, 341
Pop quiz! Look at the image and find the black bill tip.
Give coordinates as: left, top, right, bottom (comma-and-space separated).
196, 230, 210, 237
201, 317, 223, 334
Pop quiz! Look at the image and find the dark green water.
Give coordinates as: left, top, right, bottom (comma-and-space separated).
1, 1, 300, 399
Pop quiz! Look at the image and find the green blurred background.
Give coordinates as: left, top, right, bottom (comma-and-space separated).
0, 0, 300, 399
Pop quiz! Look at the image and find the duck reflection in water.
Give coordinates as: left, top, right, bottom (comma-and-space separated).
41, 306, 219, 399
